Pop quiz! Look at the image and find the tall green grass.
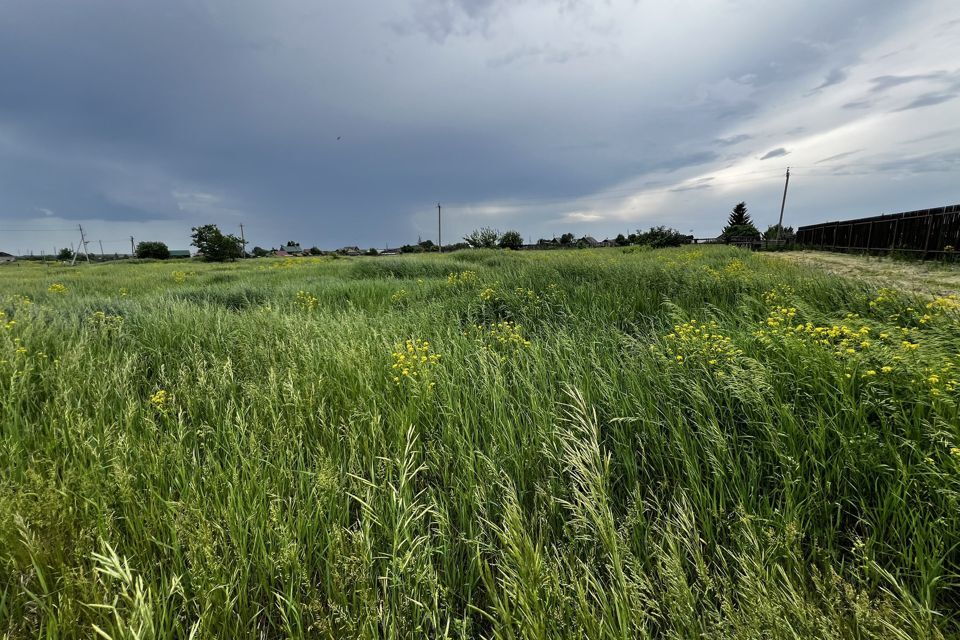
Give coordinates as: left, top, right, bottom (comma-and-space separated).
1, 247, 958, 638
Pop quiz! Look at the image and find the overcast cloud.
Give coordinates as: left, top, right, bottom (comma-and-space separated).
1, 0, 959, 253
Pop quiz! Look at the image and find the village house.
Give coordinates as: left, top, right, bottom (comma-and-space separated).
0, 251, 16, 263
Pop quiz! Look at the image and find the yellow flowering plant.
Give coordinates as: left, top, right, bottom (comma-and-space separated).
390, 339, 441, 387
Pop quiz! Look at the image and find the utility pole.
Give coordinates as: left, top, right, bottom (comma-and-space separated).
437, 202, 442, 253
776, 167, 791, 241
71, 225, 91, 265
130, 236, 136, 256
239, 223, 247, 257
98, 240, 104, 259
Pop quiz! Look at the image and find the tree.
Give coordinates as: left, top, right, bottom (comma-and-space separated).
463, 227, 500, 248
614, 233, 629, 246
57, 248, 74, 261
190, 224, 243, 262
135, 241, 170, 260
727, 202, 752, 227
559, 233, 575, 245
763, 224, 795, 241
365, 247, 379, 256
309, 247, 323, 255
721, 202, 760, 239
499, 230, 523, 250
251, 246, 269, 257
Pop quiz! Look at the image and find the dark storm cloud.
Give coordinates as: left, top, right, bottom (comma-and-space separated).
0, 0, 955, 250
760, 148, 790, 160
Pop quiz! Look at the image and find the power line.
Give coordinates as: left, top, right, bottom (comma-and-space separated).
0, 227, 78, 232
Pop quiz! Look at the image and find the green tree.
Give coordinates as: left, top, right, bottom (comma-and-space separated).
251, 246, 269, 257
498, 230, 523, 250
721, 202, 760, 239
559, 233, 575, 245
727, 202, 751, 227
190, 224, 243, 262
135, 241, 170, 260
763, 224, 795, 241
57, 248, 74, 261
463, 227, 500, 248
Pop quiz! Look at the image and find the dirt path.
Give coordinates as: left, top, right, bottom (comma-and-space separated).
774, 251, 960, 296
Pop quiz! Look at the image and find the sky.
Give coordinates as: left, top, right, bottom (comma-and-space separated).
1, 0, 959, 254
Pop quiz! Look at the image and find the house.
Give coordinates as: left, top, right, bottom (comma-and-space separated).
169, 250, 191, 258
282, 243, 302, 254
275, 250, 290, 257
0, 251, 16, 263
579, 236, 601, 247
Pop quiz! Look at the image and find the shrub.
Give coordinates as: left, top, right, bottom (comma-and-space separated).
135, 241, 170, 260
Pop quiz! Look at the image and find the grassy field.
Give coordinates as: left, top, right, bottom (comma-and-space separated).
1, 247, 959, 639
777, 251, 960, 296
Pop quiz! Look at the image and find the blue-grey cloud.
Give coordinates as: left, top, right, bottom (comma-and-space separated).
714, 134, 752, 147
760, 148, 790, 160
816, 150, 862, 164
0, 0, 956, 251
869, 72, 947, 92
893, 91, 959, 111
806, 67, 849, 94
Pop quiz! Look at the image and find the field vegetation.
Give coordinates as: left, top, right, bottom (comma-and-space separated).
1, 247, 959, 638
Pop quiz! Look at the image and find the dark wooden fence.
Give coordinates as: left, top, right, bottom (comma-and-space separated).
797, 204, 960, 257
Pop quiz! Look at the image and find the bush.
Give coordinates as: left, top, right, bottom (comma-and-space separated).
135, 241, 170, 260
630, 226, 689, 248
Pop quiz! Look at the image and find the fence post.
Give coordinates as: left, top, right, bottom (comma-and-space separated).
890, 218, 899, 254
866, 220, 874, 254
923, 213, 934, 259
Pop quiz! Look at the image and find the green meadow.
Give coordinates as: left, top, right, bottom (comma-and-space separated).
1, 247, 959, 639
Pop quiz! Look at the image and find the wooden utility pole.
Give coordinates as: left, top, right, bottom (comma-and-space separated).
98, 240, 104, 259
71, 225, 91, 265
130, 236, 136, 256
239, 224, 247, 257
437, 203, 442, 253
776, 167, 790, 241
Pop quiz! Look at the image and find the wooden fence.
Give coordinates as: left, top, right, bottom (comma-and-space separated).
796, 204, 960, 257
